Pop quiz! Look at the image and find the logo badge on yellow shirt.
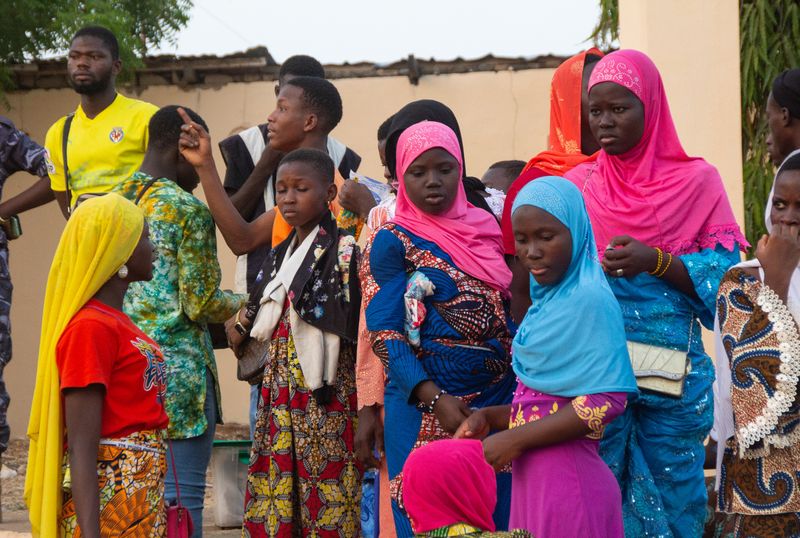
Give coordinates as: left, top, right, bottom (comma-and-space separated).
109, 127, 124, 144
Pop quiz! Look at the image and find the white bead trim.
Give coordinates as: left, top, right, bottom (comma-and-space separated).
738, 285, 800, 456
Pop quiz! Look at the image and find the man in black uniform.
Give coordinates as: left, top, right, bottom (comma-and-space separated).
0, 117, 50, 454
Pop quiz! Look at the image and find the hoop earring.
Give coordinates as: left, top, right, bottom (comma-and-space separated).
117, 265, 129, 279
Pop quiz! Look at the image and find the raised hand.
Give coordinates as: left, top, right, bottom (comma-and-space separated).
338, 180, 376, 218
177, 107, 214, 169
756, 223, 800, 300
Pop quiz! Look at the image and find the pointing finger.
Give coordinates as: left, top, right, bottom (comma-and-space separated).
177, 106, 193, 125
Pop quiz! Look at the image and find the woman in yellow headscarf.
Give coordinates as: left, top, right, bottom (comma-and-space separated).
25, 194, 169, 537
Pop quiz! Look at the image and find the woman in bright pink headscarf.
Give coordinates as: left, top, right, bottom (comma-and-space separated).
360, 121, 516, 536
392, 121, 511, 294
564, 49, 747, 537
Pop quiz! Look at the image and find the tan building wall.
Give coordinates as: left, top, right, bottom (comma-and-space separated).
1, 67, 555, 439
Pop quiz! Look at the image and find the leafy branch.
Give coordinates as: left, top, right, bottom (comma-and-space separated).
0, 0, 193, 94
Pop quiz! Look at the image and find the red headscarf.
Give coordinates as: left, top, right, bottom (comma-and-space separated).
402, 439, 497, 534
564, 49, 747, 256
501, 48, 604, 255
393, 121, 512, 296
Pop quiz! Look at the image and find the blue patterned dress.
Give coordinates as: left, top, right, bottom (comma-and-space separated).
600, 245, 740, 537
361, 224, 516, 536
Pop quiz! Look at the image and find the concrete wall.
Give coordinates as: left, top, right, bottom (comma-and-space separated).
1, 67, 554, 438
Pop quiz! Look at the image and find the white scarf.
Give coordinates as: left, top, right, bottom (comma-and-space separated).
249, 226, 340, 391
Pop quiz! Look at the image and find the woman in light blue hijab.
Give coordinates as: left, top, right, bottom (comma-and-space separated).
456, 177, 636, 537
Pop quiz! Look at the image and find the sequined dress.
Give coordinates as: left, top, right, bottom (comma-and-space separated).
600, 245, 740, 537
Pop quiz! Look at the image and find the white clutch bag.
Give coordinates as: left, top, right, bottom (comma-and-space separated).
626, 317, 694, 398
626, 341, 691, 398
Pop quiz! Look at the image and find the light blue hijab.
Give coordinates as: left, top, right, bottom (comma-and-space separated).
511, 177, 637, 397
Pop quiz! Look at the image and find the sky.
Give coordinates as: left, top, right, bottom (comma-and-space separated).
152, 0, 602, 64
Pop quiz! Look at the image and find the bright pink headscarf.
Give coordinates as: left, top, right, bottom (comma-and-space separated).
565, 49, 747, 256
393, 121, 511, 295
402, 439, 497, 533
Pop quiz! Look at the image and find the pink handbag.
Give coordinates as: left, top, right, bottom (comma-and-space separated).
166, 439, 195, 537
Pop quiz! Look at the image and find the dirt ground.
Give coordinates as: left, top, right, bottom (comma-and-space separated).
0, 423, 249, 537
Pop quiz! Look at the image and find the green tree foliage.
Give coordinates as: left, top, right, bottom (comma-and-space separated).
592, 0, 800, 249
740, 1, 800, 245
0, 0, 192, 90
589, 0, 619, 50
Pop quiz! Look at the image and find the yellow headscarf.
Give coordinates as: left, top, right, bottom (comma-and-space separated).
25, 194, 144, 536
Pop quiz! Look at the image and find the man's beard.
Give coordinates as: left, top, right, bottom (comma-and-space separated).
70, 72, 112, 95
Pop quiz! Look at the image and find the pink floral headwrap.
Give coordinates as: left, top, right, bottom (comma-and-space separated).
393, 121, 511, 295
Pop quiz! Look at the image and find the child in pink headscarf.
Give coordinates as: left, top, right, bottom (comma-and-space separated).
403, 439, 531, 537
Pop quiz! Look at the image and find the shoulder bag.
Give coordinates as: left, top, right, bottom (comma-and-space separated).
236, 336, 270, 385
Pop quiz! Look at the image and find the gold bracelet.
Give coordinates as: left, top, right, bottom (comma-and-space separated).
648, 247, 664, 275
656, 252, 673, 278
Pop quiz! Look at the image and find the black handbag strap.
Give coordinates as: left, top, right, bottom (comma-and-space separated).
62, 113, 74, 213
134, 176, 159, 205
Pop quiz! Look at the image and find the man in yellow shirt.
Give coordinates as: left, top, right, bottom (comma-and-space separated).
42, 26, 157, 215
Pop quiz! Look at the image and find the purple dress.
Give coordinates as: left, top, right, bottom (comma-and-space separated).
508, 381, 626, 537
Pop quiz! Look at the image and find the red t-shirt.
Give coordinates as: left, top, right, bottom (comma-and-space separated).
57, 299, 169, 439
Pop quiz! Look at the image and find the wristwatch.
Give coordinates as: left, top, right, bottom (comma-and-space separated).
234, 309, 248, 336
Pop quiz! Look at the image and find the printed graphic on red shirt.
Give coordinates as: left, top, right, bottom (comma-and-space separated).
132, 337, 166, 397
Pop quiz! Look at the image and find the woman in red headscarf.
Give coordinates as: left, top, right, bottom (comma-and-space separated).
502, 48, 604, 322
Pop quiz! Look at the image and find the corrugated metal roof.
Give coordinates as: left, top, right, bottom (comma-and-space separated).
8, 47, 569, 91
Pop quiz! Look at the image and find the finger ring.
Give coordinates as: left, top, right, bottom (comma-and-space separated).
605, 244, 614, 251
615, 268, 624, 277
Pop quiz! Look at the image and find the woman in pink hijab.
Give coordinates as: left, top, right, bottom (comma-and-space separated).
563, 49, 747, 537
360, 121, 515, 536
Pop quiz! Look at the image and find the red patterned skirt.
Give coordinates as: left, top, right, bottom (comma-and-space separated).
242, 310, 362, 537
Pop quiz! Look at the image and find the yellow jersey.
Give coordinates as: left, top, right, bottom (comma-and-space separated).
44, 93, 157, 207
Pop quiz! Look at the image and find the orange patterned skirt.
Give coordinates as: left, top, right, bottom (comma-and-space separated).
60, 429, 167, 537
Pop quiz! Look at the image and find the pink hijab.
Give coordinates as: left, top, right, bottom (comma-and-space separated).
402, 439, 497, 533
565, 49, 747, 256
393, 121, 511, 295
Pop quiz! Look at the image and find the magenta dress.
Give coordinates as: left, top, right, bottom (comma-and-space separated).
508, 381, 626, 537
